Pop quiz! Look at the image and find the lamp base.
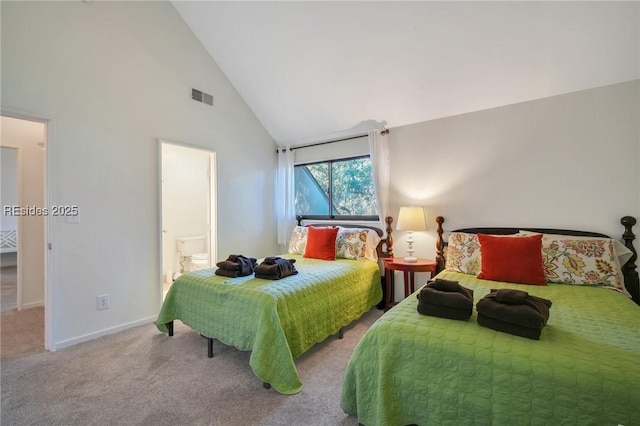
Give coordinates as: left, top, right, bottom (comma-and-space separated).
403, 256, 418, 263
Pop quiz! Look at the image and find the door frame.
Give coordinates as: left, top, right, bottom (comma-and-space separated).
157, 139, 217, 310
1, 109, 53, 351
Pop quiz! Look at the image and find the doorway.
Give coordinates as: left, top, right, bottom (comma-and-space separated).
159, 141, 216, 300
0, 114, 48, 355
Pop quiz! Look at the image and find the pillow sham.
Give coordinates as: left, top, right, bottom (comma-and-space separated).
519, 230, 633, 266
336, 227, 382, 261
288, 226, 308, 255
335, 228, 369, 261
445, 232, 482, 275
518, 230, 626, 293
304, 226, 339, 260
477, 233, 547, 286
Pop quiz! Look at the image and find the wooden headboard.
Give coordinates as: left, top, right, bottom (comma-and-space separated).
296, 215, 394, 259
433, 215, 640, 306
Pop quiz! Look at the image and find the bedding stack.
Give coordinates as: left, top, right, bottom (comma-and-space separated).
476, 289, 552, 340
254, 256, 298, 280
416, 278, 474, 320
214, 254, 257, 278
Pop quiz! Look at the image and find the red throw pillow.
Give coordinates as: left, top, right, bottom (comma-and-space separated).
304, 226, 339, 260
477, 233, 547, 286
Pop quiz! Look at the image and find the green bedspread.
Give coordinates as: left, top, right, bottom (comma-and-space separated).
156, 254, 381, 394
341, 270, 640, 426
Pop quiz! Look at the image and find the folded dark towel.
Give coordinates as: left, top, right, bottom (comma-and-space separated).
264, 256, 296, 265
214, 268, 241, 278
417, 286, 474, 310
418, 302, 473, 321
216, 260, 241, 271
494, 289, 528, 305
254, 257, 298, 280
433, 278, 460, 292
417, 280, 474, 306
477, 313, 544, 340
476, 291, 552, 330
417, 281, 474, 320
216, 255, 257, 276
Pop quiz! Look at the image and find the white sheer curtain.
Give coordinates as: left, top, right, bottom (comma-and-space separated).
276, 147, 296, 246
368, 129, 390, 228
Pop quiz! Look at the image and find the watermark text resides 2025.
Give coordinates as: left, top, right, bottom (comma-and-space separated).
3, 205, 79, 217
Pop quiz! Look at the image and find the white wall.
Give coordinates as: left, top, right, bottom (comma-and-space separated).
389, 80, 640, 267
1, 1, 278, 348
0, 117, 46, 308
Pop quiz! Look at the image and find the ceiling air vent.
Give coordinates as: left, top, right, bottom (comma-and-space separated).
191, 88, 213, 106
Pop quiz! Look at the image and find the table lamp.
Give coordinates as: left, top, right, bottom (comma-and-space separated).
396, 206, 427, 263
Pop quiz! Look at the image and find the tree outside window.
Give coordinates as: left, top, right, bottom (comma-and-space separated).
294, 156, 378, 220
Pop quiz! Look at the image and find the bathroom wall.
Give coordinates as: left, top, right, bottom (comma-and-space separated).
161, 142, 212, 282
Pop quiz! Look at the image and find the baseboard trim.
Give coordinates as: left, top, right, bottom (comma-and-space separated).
22, 300, 44, 309
52, 316, 157, 351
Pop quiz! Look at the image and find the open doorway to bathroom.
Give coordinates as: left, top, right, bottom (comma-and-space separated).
160, 141, 216, 300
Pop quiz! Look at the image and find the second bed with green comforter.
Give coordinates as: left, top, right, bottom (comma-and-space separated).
156, 254, 382, 394
341, 270, 640, 426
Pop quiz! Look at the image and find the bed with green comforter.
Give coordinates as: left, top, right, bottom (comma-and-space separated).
341, 270, 640, 425
156, 254, 381, 394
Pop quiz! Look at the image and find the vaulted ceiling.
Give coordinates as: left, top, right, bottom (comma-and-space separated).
172, 1, 639, 146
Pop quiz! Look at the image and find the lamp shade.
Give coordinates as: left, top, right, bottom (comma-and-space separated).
396, 206, 427, 231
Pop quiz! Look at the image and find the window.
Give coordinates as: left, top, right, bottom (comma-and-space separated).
294, 156, 378, 220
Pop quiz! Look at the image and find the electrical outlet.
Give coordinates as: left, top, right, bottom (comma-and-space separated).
97, 294, 109, 311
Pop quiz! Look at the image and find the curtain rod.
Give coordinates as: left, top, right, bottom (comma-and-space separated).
276, 129, 389, 153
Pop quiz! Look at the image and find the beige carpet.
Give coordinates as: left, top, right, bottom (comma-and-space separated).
1, 306, 45, 361
1, 308, 383, 425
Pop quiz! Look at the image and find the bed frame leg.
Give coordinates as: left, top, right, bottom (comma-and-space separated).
263, 382, 271, 389
338, 327, 344, 339
167, 321, 174, 337
207, 337, 214, 358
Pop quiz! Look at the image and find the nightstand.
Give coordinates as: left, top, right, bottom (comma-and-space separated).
383, 257, 438, 310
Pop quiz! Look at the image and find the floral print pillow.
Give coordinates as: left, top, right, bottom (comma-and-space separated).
539, 235, 623, 292
336, 228, 369, 261
445, 232, 481, 275
288, 226, 308, 254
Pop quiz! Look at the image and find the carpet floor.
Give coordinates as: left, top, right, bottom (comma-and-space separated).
1, 308, 383, 425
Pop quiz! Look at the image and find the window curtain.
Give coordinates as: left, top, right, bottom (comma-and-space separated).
276, 147, 295, 246
368, 129, 390, 229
